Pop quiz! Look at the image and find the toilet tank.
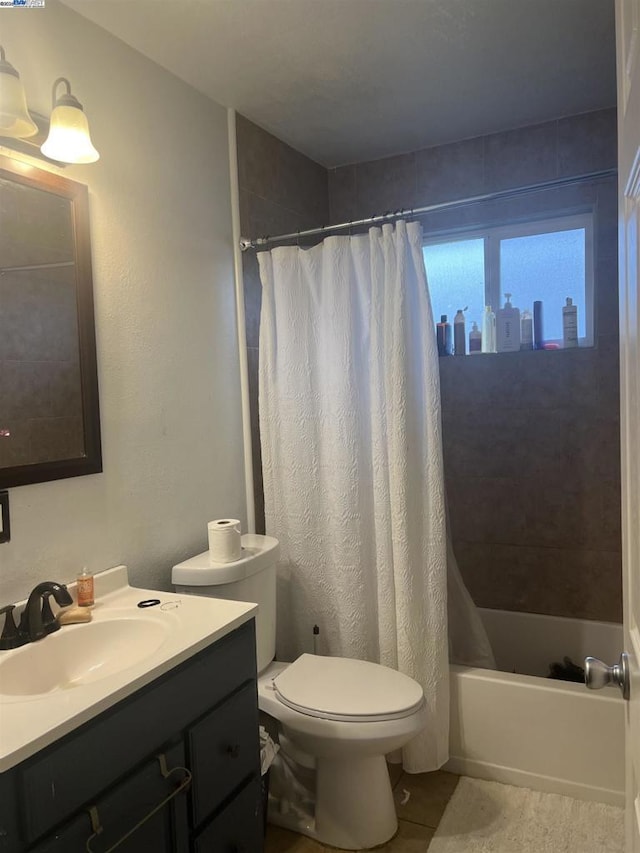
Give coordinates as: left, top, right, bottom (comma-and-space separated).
172, 534, 279, 674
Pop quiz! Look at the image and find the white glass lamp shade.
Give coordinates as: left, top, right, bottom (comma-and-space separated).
0, 49, 38, 138
41, 102, 99, 164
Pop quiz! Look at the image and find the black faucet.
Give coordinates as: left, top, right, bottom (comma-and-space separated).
18, 581, 73, 643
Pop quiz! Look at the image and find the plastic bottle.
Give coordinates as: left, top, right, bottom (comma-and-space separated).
520, 310, 533, 350
481, 306, 496, 353
436, 315, 453, 356
496, 293, 521, 353
77, 567, 94, 607
469, 321, 482, 354
453, 308, 466, 356
562, 297, 578, 348
533, 301, 544, 350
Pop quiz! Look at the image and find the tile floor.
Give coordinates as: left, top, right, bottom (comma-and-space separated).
264, 766, 459, 852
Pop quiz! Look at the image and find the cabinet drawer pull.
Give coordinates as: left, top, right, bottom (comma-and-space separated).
85, 754, 192, 852
224, 743, 241, 758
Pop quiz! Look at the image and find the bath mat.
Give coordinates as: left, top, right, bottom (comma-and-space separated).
427, 777, 624, 853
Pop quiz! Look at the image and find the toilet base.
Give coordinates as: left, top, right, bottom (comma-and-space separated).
315, 754, 397, 849
269, 753, 397, 850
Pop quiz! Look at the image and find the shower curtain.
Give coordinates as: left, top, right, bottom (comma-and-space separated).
258, 220, 493, 772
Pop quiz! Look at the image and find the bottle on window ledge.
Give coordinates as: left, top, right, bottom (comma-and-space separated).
496, 293, 521, 353
562, 298, 579, 348
520, 310, 534, 351
469, 321, 482, 355
436, 315, 453, 356
533, 301, 544, 350
481, 306, 496, 353
453, 308, 467, 356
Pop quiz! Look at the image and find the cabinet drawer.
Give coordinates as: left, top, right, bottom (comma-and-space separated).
19, 620, 256, 844
30, 742, 190, 853
189, 681, 260, 826
193, 775, 263, 853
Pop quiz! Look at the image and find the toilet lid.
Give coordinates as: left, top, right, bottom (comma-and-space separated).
273, 654, 424, 722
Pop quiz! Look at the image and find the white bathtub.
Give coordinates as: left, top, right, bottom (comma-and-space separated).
446, 608, 625, 806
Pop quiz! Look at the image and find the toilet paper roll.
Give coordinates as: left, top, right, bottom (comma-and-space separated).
208, 519, 242, 563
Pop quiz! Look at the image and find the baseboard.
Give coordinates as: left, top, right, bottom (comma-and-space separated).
444, 756, 624, 807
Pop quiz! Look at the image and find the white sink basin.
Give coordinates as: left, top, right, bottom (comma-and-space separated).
0, 615, 170, 697
0, 565, 258, 772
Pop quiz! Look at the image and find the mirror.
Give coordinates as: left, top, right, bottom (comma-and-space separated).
0, 154, 101, 488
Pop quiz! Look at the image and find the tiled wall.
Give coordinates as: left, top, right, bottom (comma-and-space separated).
236, 114, 330, 531
329, 109, 622, 622
237, 108, 621, 623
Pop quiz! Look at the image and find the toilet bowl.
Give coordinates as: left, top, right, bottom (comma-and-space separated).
173, 534, 427, 850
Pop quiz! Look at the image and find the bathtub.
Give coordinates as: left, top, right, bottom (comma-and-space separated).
446, 608, 625, 806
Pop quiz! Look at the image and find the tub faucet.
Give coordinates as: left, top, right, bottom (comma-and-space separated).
18, 581, 73, 643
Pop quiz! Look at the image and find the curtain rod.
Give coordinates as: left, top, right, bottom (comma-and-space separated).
239, 168, 617, 251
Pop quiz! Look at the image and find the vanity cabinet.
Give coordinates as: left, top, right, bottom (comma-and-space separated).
0, 620, 263, 852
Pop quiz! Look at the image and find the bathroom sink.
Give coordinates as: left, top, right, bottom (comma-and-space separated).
0, 615, 170, 698
0, 565, 258, 772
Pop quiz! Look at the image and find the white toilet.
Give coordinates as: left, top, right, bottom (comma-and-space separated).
172, 534, 427, 850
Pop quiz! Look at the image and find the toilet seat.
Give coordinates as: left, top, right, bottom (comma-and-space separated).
273, 654, 424, 722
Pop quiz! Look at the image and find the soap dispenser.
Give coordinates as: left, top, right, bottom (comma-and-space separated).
496, 293, 521, 353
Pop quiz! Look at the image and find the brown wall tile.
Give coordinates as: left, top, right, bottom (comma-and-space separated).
416, 137, 484, 205
557, 109, 617, 177
355, 152, 418, 217
483, 120, 558, 192
328, 165, 358, 225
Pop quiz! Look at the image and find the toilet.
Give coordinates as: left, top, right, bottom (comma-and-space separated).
172, 534, 427, 850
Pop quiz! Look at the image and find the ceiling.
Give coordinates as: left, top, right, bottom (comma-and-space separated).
62, 0, 617, 168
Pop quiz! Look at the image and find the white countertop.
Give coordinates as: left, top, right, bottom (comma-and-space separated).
0, 566, 257, 772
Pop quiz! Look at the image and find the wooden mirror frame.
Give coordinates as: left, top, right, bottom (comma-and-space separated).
0, 154, 102, 488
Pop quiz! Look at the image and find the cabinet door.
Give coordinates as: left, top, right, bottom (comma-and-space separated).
193, 776, 263, 853
31, 743, 189, 853
188, 681, 260, 826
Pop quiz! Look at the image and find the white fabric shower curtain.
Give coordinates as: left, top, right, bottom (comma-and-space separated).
258, 221, 449, 770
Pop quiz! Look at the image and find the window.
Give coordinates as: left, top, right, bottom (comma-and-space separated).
423, 214, 594, 347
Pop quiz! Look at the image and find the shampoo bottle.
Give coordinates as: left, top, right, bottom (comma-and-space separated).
496, 293, 521, 353
481, 306, 496, 353
454, 308, 466, 356
436, 315, 452, 356
562, 298, 578, 348
469, 321, 482, 354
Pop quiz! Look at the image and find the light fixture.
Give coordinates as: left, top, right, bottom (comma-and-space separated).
0, 45, 38, 139
41, 77, 99, 164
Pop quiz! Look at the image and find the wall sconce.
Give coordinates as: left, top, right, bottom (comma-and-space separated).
0, 46, 38, 139
0, 46, 99, 165
41, 78, 99, 164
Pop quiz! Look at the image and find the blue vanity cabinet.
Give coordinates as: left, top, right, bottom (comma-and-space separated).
28, 742, 190, 852
0, 620, 263, 852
